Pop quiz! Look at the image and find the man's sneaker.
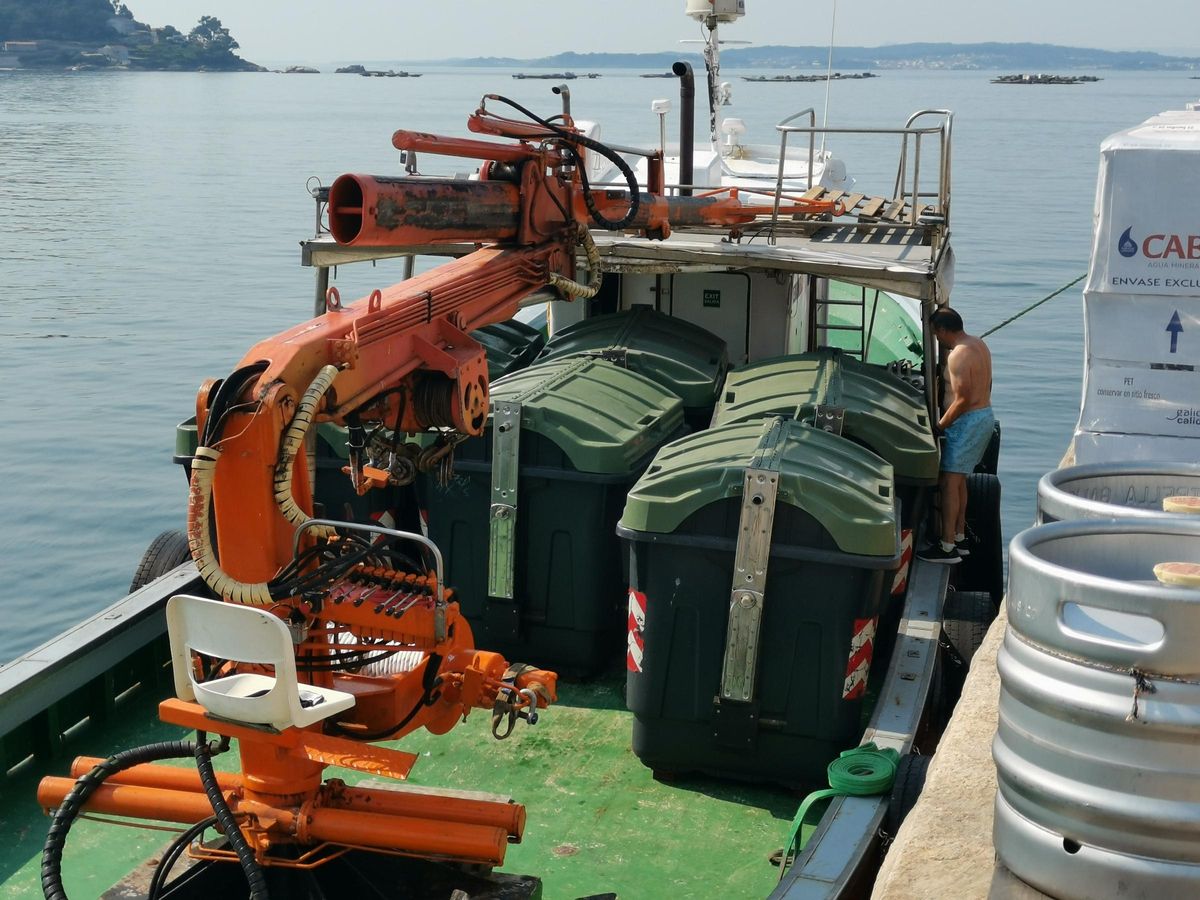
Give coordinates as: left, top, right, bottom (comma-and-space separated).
955, 538, 971, 557
917, 544, 961, 565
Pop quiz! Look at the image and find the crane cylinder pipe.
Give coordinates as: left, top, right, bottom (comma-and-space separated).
329, 175, 521, 246
329, 175, 758, 250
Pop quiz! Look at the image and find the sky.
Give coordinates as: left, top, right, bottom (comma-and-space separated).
128, 1, 1200, 64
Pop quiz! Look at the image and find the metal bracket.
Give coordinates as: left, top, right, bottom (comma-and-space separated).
595, 347, 629, 368
814, 404, 846, 435
720, 465, 780, 702
487, 401, 522, 600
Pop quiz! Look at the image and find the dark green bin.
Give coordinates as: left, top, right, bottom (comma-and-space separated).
422, 356, 685, 675
713, 348, 938, 527
308, 319, 548, 524
537, 306, 728, 430
474, 318, 547, 383
618, 417, 900, 786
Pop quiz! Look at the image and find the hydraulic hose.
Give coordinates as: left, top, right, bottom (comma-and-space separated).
195, 730, 269, 900
547, 224, 602, 300
272, 364, 339, 538
41, 740, 199, 900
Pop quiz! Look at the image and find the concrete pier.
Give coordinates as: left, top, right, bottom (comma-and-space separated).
871, 604, 1049, 900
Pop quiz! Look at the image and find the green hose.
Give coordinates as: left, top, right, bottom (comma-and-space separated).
777, 742, 900, 880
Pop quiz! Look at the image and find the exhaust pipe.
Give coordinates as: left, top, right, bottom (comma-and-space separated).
673, 61, 695, 197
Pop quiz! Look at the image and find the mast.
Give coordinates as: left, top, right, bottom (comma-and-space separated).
685, 1, 746, 152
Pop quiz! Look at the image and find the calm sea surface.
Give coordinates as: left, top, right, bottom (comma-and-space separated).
1, 67, 1194, 663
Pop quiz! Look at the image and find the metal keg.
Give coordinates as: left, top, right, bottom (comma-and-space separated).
1037, 461, 1200, 523
994, 518, 1200, 898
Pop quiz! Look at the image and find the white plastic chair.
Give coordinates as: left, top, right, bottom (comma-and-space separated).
166, 594, 355, 731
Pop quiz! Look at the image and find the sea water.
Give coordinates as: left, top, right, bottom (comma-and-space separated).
1, 67, 1194, 663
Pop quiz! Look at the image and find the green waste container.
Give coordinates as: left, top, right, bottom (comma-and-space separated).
618, 417, 901, 786
309, 319, 548, 524
473, 318, 547, 383
423, 356, 685, 675
537, 306, 728, 430
713, 348, 938, 527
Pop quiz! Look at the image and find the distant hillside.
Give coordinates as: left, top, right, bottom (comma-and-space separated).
429, 42, 1200, 71
0, 0, 262, 71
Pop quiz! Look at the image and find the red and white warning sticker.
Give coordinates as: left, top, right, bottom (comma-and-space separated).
842, 616, 878, 699
627, 589, 647, 673
890, 528, 914, 596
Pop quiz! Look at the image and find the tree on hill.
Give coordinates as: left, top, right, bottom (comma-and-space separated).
188, 15, 237, 53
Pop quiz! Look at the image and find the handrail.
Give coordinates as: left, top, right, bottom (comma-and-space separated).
893, 109, 953, 226
771, 108, 816, 237
768, 110, 953, 241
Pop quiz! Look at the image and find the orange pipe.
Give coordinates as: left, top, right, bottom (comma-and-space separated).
38, 778, 216, 825
332, 784, 524, 838
293, 804, 509, 864
67, 758, 241, 794
38, 778, 512, 865
328, 174, 521, 246
58, 762, 523, 838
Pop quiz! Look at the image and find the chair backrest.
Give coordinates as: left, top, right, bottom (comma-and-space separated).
166, 593, 299, 725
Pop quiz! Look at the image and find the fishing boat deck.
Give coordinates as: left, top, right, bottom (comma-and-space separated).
1, 676, 799, 899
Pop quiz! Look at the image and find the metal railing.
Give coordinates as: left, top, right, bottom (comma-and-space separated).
770, 108, 954, 238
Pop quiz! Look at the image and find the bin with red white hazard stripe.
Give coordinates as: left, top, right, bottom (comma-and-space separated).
617, 418, 901, 787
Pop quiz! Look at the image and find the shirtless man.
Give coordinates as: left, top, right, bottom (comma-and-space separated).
918, 307, 995, 564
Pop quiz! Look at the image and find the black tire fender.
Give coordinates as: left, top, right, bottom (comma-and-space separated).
129, 529, 192, 593
942, 589, 996, 668
885, 753, 932, 836
958, 473, 1004, 606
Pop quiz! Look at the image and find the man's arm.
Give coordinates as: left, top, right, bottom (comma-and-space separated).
938, 347, 974, 431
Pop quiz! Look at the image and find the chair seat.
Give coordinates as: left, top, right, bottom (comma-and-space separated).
167, 594, 357, 732
196, 672, 356, 730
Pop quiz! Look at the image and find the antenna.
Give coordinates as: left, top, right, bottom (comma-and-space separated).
820, 0, 839, 157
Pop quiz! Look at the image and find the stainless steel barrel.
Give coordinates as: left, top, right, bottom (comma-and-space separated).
994, 519, 1200, 898
1037, 461, 1200, 523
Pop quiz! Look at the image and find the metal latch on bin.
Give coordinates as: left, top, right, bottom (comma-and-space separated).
813, 404, 845, 435
720, 459, 781, 704
488, 401, 521, 600
594, 348, 628, 368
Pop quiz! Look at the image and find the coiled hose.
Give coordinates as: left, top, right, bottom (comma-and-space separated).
188, 364, 340, 605
41, 740, 199, 900
41, 735, 268, 900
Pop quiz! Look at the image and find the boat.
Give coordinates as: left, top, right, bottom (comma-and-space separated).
872, 99, 1200, 899
742, 72, 878, 83
3, 3, 1000, 898
512, 71, 577, 79
990, 73, 1101, 85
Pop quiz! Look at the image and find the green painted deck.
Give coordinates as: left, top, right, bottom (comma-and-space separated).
1, 677, 800, 899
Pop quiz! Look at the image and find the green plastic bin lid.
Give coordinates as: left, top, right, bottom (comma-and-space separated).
472, 319, 547, 382
176, 416, 198, 457
537, 306, 729, 410
713, 350, 939, 484
490, 356, 684, 475
620, 417, 897, 557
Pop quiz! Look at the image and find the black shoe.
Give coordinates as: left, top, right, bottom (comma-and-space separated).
955, 539, 971, 557
917, 544, 961, 565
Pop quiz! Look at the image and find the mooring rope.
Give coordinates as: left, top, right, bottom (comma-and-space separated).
979, 273, 1086, 338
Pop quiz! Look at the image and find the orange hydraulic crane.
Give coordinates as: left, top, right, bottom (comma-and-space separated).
38, 95, 795, 896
